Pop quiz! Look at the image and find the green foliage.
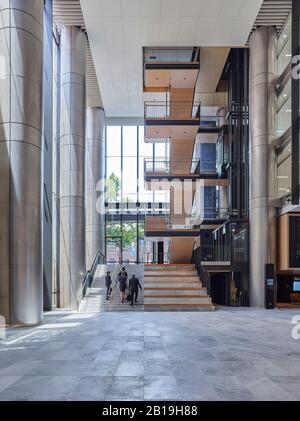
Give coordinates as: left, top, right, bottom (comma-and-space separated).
106, 223, 144, 248
106, 173, 121, 202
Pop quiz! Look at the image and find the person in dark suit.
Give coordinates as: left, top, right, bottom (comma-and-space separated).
129, 274, 142, 307
118, 267, 128, 280
105, 271, 112, 300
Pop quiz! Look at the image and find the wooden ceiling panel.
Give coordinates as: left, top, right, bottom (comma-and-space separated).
145, 69, 199, 89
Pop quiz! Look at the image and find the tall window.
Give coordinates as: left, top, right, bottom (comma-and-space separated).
276, 16, 292, 202
105, 125, 170, 263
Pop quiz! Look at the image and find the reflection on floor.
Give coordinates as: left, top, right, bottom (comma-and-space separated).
0, 308, 300, 401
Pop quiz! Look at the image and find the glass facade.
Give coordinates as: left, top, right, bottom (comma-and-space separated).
276, 15, 293, 202
105, 125, 169, 263
277, 16, 291, 76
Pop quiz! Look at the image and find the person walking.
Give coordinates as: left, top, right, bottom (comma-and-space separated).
119, 272, 127, 303
129, 274, 142, 307
105, 271, 112, 300
118, 266, 128, 280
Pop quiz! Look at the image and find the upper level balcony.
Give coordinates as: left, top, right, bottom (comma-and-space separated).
144, 159, 225, 183
144, 101, 228, 140
197, 115, 228, 134
145, 214, 199, 237
144, 100, 200, 140
143, 47, 200, 91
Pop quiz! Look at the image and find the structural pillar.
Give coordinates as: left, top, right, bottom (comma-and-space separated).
218, 186, 228, 218
59, 26, 87, 309
43, 0, 53, 311
249, 26, 277, 307
0, 0, 44, 325
86, 107, 105, 268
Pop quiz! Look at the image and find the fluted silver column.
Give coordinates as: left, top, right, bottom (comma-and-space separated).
59, 26, 87, 309
0, 0, 44, 325
86, 107, 105, 268
249, 26, 277, 307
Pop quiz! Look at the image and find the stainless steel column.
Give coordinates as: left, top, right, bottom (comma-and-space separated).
218, 186, 228, 218
0, 0, 44, 325
249, 26, 277, 307
86, 107, 105, 268
59, 26, 87, 309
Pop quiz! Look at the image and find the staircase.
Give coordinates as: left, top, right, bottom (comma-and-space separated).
144, 264, 215, 311
79, 264, 144, 312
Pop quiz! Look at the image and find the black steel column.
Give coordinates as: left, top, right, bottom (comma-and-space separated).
292, 0, 300, 204
158, 241, 164, 264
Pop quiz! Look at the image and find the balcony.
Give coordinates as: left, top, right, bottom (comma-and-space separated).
144, 159, 227, 188
145, 215, 199, 237
144, 47, 200, 91
197, 115, 228, 133
145, 101, 200, 120
144, 159, 200, 180
144, 100, 200, 140
190, 208, 230, 225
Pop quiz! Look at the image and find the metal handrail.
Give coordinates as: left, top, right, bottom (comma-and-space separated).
144, 101, 200, 119
144, 159, 220, 175
191, 247, 212, 295
190, 207, 230, 221
78, 250, 106, 308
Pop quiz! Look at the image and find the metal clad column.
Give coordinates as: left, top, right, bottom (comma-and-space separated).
59, 26, 87, 309
86, 107, 105, 268
0, 0, 44, 325
249, 26, 277, 307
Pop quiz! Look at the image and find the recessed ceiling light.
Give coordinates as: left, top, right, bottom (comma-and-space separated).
283, 34, 287, 38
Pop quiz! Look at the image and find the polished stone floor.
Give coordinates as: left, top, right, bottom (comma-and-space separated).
0, 308, 300, 401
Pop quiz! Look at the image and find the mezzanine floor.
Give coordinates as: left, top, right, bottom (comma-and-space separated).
0, 308, 300, 401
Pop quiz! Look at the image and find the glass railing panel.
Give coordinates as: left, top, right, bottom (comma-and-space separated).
200, 245, 231, 263
144, 159, 220, 175
144, 47, 198, 64
144, 101, 200, 120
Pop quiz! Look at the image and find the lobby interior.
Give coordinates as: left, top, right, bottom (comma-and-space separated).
1, 0, 300, 401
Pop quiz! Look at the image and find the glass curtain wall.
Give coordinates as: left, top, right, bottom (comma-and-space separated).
276, 16, 292, 201
105, 126, 169, 263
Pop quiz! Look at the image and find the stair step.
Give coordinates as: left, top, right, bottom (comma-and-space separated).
144, 283, 203, 289
145, 271, 198, 276
145, 296, 212, 304
144, 288, 207, 294
144, 275, 199, 282
144, 303, 215, 311
145, 294, 209, 298
145, 264, 194, 267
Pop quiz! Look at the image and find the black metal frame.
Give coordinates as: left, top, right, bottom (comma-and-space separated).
104, 125, 148, 264
292, 0, 300, 204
